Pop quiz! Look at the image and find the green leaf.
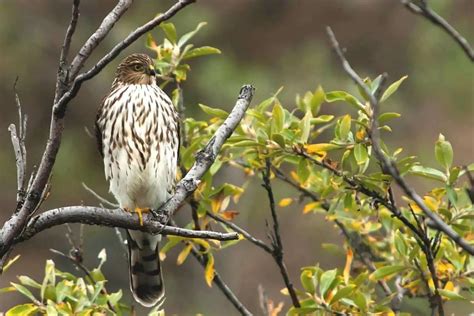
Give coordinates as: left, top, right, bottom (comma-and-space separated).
272, 133, 286, 148
108, 290, 123, 306
319, 269, 337, 299
199, 104, 229, 119
300, 111, 312, 143
378, 112, 401, 124
300, 270, 316, 294
370, 265, 407, 281
435, 134, 453, 170
2, 255, 20, 272
177, 22, 207, 48
409, 165, 447, 182
6, 304, 38, 316
312, 115, 334, 124
11, 283, 37, 302
271, 102, 285, 133
380, 75, 408, 102
330, 285, 355, 304
41, 260, 55, 301
90, 268, 105, 283
438, 289, 466, 300
310, 85, 325, 115
339, 115, 351, 140
18, 276, 41, 289
160, 22, 177, 43
182, 46, 221, 60
325, 91, 365, 112
353, 143, 368, 166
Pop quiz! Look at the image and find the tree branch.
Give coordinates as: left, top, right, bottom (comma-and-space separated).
207, 211, 273, 254
55, 0, 81, 100
8, 79, 27, 204
159, 85, 255, 222
68, 0, 132, 80
14, 206, 238, 244
402, 0, 474, 61
262, 159, 300, 308
325, 26, 473, 256
326, 26, 449, 315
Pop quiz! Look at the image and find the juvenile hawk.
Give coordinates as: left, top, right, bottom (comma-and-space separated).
95, 53, 179, 306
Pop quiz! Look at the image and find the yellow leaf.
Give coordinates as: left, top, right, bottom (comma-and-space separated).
423, 196, 440, 211
343, 247, 353, 284
211, 197, 222, 214
444, 281, 454, 291
278, 198, 293, 207
409, 202, 422, 214
221, 210, 240, 220
191, 238, 210, 252
176, 244, 192, 265
305, 143, 337, 154
205, 254, 215, 287
355, 129, 366, 141
303, 201, 320, 214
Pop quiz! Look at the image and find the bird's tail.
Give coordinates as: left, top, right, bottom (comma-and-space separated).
127, 230, 164, 307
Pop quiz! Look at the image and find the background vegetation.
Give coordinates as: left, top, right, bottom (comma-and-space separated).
0, 0, 472, 315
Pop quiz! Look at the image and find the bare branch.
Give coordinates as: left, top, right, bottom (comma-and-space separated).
402, 0, 474, 61
68, 0, 132, 80
262, 159, 300, 308
159, 85, 255, 222
9, 79, 27, 204
55, 0, 81, 100
207, 211, 273, 254
82, 182, 118, 208
326, 26, 474, 256
15, 206, 238, 244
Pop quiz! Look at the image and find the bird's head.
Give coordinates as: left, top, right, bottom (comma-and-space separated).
115, 53, 156, 85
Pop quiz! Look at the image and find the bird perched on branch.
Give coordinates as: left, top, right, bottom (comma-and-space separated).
95, 53, 179, 307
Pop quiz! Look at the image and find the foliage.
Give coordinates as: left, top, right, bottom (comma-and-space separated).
3, 21, 473, 315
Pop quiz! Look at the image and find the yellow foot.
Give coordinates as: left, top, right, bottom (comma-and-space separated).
134, 207, 151, 226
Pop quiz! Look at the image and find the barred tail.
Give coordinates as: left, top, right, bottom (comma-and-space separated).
127, 230, 164, 307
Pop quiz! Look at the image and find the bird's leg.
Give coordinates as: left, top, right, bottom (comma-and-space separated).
134, 207, 151, 226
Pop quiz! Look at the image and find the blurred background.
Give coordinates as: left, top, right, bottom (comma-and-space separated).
0, 0, 472, 314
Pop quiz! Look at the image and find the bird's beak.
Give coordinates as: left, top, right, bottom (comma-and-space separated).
148, 65, 156, 76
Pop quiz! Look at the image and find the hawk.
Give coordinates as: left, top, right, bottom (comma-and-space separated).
95, 53, 179, 307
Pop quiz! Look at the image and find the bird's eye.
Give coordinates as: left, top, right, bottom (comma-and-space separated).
133, 64, 144, 72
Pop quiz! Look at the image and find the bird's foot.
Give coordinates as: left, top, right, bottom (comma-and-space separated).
133, 207, 151, 226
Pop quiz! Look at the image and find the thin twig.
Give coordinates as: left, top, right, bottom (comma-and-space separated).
55, 0, 81, 100
402, 0, 474, 61
189, 246, 252, 316
82, 182, 118, 208
262, 159, 300, 308
206, 211, 273, 254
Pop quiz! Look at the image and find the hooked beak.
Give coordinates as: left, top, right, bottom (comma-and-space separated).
148, 65, 156, 76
